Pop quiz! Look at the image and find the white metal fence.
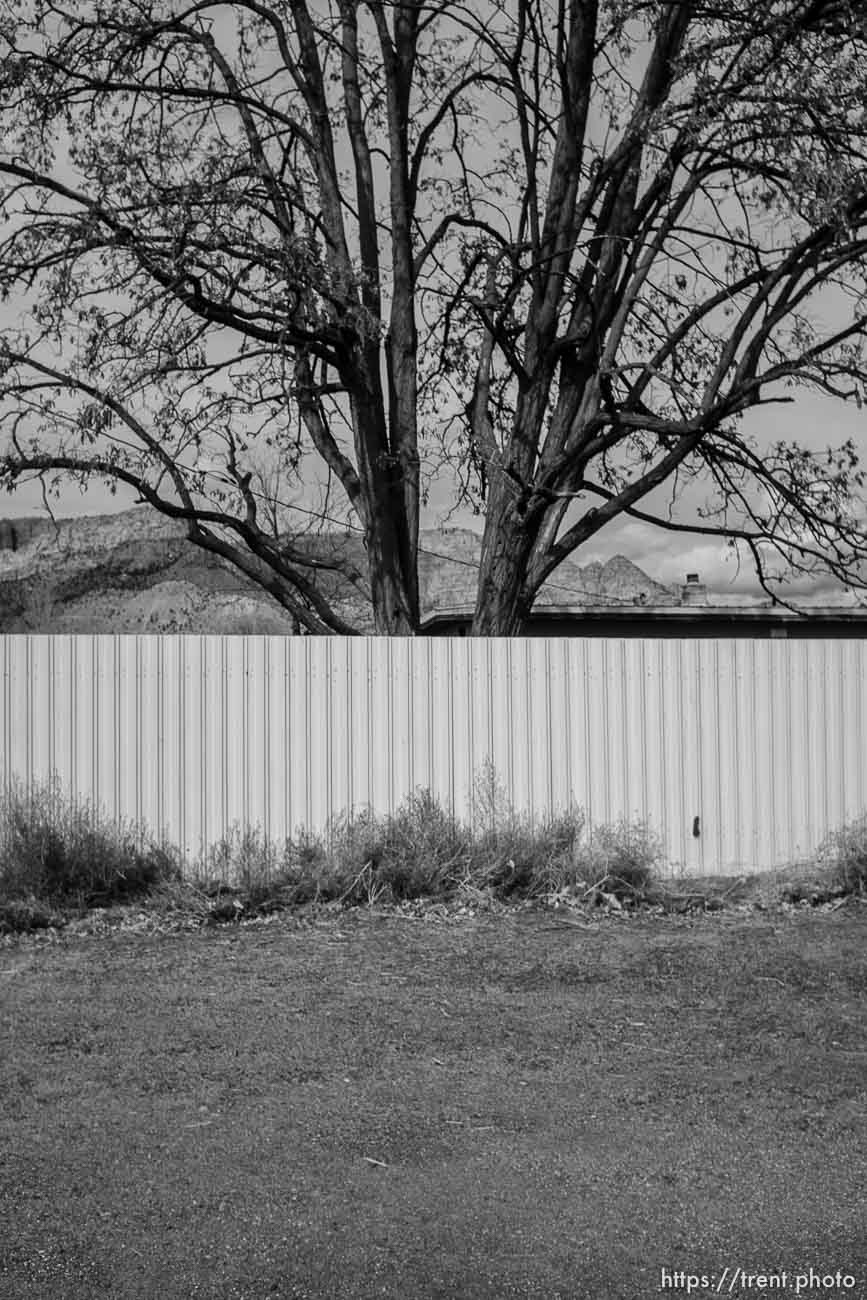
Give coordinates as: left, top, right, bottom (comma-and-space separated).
1, 634, 865, 875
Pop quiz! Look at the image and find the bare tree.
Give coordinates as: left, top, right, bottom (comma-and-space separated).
0, 2, 866, 634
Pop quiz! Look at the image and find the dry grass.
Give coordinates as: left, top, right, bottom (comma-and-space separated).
2, 909, 865, 1299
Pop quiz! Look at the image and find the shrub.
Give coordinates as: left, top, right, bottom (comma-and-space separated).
281, 828, 337, 903
324, 789, 471, 902
0, 777, 179, 906
574, 818, 662, 902
816, 814, 867, 895
269, 768, 657, 907
202, 823, 281, 893
197, 822, 327, 909
468, 807, 587, 898
0, 896, 66, 934
192, 794, 470, 910
465, 758, 585, 897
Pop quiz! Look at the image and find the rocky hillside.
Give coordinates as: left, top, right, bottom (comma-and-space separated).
0, 508, 677, 633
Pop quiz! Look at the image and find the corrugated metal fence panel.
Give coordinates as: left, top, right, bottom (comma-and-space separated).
2, 634, 867, 875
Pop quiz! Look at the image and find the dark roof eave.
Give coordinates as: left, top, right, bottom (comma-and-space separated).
420, 603, 867, 629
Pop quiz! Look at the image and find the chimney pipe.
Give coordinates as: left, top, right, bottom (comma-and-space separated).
681, 572, 707, 605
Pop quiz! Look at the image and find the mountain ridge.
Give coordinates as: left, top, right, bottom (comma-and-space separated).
0, 508, 678, 632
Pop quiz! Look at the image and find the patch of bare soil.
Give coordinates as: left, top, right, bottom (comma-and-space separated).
1, 907, 865, 1299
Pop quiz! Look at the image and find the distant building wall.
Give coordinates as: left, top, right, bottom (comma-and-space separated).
1, 635, 866, 876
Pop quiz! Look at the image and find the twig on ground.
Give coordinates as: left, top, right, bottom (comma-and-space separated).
338, 860, 374, 904
581, 875, 611, 900
542, 916, 595, 930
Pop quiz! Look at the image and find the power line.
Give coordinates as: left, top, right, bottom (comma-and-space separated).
16, 453, 671, 610
228, 475, 668, 608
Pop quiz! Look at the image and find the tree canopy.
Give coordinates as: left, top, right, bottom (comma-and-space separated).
0, 1, 866, 633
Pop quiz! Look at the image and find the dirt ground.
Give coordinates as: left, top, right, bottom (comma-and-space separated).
1, 906, 865, 1300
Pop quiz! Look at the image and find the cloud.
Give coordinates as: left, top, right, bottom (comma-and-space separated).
575, 514, 858, 599
578, 517, 748, 588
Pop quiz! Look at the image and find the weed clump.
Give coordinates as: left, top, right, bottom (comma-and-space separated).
574, 819, 662, 903
0, 777, 180, 909
815, 814, 867, 896
198, 823, 327, 909
325, 789, 472, 904
463, 759, 585, 899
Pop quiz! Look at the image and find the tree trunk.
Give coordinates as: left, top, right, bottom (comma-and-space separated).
471, 485, 536, 635
347, 341, 420, 636
365, 497, 418, 635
